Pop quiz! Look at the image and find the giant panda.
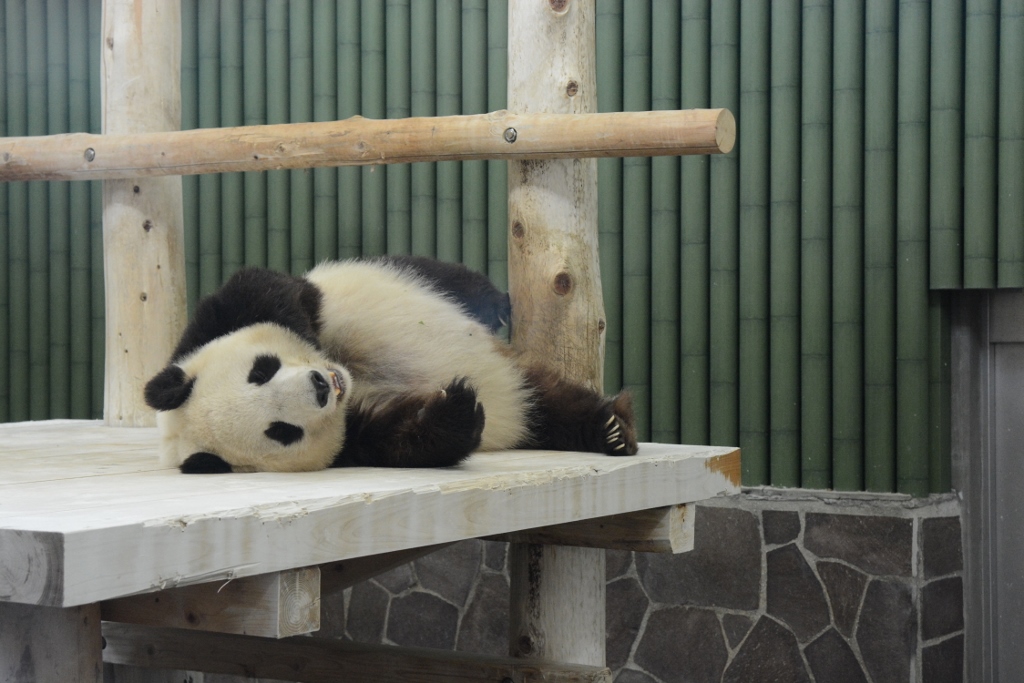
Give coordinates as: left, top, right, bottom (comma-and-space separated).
144, 255, 638, 474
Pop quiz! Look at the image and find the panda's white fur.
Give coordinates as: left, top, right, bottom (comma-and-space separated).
157, 323, 353, 472
306, 261, 532, 452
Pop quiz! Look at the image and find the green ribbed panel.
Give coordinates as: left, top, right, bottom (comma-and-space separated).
14, 1, 1024, 498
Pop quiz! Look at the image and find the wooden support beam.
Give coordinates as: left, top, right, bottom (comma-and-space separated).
493, 504, 695, 554
319, 543, 453, 596
507, 0, 606, 668
100, 0, 186, 427
101, 623, 612, 683
0, 602, 102, 683
101, 567, 319, 639
0, 109, 734, 182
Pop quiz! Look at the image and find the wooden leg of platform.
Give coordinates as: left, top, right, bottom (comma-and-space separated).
509, 543, 606, 667
0, 602, 103, 683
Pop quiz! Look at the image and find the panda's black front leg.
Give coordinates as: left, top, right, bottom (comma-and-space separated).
331, 378, 485, 469
521, 367, 639, 456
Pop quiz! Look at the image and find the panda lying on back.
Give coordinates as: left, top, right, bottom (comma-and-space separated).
144, 256, 638, 473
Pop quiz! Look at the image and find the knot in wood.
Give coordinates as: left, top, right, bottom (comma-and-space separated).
553, 272, 572, 296
503, 127, 518, 143
512, 221, 525, 239
142, 219, 154, 232
548, 0, 569, 14
566, 80, 579, 97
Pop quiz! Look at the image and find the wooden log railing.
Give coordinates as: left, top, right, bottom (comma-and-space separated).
0, 109, 735, 182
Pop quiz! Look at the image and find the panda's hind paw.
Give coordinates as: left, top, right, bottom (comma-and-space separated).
600, 392, 638, 456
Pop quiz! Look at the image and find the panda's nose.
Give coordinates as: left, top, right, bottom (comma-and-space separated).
310, 371, 330, 408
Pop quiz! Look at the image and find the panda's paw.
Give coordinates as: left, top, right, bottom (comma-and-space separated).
420, 378, 485, 451
599, 391, 638, 456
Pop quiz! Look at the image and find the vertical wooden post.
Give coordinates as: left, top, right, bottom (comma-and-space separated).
507, 0, 606, 667
0, 603, 103, 683
102, 0, 186, 426
507, 0, 605, 390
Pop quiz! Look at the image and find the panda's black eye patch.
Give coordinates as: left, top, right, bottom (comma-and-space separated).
248, 354, 282, 385
265, 421, 304, 446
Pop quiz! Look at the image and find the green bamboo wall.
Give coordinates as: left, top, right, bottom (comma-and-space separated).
2, 0, 1020, 495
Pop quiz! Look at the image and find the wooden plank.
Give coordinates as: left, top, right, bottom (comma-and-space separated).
100, 0, 186, 427
102, 622, 612, 683
101, 567, 320, 639
319, 543, 453, 596
0, 109, 734, 182
0, 421, 739, 608
493, 504, 695, 553
0, 602, 102, 683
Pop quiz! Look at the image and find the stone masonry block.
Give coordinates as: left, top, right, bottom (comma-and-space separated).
804, 513, 912, 576
856, 579, 917, 683
921, 576, 964, 641
922, 634, 964, 683
763, 510, 801, 545
722, 616, 810, 683
346, 580, 389, 644
606, 576, 649, 671
635, 506, 761, 610
766, 544, 831, 642
921, 516, 963, 578
387, 591, 460, 650
816, 560, 868, 639
456, 572, 509, 657
633, 606, 728, 683
804, 628, 868, 683
414, 540, 482, 608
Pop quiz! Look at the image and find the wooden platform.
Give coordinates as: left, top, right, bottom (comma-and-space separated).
1, 420, 740, 610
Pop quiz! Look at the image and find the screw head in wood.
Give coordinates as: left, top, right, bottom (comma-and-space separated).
504, 127, 518, 144
84, 148, 96, 162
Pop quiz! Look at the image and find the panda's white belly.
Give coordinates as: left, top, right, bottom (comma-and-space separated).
305, 261, 531, 451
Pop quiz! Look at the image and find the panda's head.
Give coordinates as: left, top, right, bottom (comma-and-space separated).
145, 323, 352, 473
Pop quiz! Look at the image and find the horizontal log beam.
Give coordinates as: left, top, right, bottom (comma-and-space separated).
0, 108, 735, 182
102, 622, 612, 683
490, 504, 695, 553
101, 567, 319, 639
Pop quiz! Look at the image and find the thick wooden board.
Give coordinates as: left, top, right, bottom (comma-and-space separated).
101, 567, 320, 638
0, 420, 739, 608
102, 623, 612, 683
494, 504, 695, 553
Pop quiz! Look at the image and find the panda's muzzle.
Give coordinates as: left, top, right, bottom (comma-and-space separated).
311, 371, 331, 408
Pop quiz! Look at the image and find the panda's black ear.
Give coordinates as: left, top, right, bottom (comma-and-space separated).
144, 366, 195, 411
180, 452, 233, 474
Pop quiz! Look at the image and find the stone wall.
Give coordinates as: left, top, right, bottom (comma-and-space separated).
145, 490, 962, 683
324, 489, 964, 683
